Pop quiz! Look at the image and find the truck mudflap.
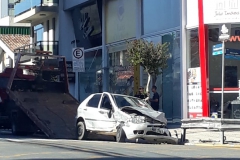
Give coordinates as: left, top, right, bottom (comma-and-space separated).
9, 91, 79, 139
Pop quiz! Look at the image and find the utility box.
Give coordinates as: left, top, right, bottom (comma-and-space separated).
231, 100, 240, 119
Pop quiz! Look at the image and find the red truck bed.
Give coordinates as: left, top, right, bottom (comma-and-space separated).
9, 91, 79, 139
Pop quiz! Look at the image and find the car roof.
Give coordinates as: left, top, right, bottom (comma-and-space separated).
91, 92, 139, 99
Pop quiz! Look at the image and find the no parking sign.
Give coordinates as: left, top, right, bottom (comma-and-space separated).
72, 47, 85, 72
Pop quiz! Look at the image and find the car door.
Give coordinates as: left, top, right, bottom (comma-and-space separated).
93, 94, 116, 132
83, 94, 102, 130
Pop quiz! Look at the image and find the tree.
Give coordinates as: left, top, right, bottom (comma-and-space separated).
126, 39, 170, 94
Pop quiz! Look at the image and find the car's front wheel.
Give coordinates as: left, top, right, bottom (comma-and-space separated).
116, 125, 126, 143
76, 121, 89, 140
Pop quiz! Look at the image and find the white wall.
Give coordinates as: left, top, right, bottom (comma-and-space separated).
0, 16, 30, 27
186, 0, 198, 29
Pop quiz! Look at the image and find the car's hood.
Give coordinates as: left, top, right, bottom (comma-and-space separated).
120, 106, 167, 124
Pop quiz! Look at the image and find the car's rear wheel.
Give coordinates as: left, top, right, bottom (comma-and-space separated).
76, 121, 89, 140
116, 125, 126, 143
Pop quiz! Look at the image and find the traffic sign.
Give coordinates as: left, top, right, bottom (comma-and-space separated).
73, 48, 84, 60
72, 47, 85, 72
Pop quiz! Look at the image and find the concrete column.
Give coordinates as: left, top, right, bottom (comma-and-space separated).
180, 0, 188, 119
102, 0, 109, 92
43, 20, 48, 51
136, 0, 144, 86
30, 26, 35, 53
49, 18, 54, 53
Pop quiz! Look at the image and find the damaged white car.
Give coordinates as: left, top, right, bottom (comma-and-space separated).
75, 92, 178, 144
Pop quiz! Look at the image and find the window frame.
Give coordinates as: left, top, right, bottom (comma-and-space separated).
100, 94, 112, 110
86, 94, 101, 108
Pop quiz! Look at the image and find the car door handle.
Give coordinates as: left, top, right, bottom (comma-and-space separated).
83, 108, 87, 111
99, 110, 104, 114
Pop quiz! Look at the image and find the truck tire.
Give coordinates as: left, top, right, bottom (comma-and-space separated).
76, 121, 89, 140
116, 125, 126, 143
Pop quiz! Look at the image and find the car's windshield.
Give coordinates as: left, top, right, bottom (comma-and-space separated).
112, 95, 153, 109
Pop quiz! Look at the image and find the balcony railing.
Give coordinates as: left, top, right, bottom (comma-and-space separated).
14, 0, 59, 16
14, 41, 59, 55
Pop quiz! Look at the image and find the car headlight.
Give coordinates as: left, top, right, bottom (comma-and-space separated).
129, 116, 146, 124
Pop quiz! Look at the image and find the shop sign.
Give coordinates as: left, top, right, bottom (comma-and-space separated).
212, 43, 223, 55
59, 61, 75, 83
229, 35, 240, 42
72, 47, 85, 72
203, 0, 240, 24
187, 67, 203, 118
225, 48, 240, 60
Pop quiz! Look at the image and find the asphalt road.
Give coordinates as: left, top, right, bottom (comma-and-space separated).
0, 130, 239, 160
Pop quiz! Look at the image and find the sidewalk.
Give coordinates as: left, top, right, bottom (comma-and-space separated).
168, 126, 240, 146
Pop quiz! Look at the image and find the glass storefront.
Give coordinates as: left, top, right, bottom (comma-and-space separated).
142, 0, 180, 35
186, 29, 201, 118
78, 49, 102, 102
162, 31, 181, 120
187, 29, 200, 69
187, 25, 240, 119
109, 49, 134, 95
208, 25, 240, 118
143, 32, 181, 120
69, 0, 182, 121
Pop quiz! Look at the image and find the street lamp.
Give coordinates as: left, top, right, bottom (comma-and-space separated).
218, 24, 230, 144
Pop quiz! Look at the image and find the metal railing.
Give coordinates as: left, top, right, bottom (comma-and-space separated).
14, 41, 59, 55
14, 0, 59, 16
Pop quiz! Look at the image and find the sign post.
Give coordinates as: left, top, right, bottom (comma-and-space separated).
72, 48, 85, 72
218, 24, 230, 144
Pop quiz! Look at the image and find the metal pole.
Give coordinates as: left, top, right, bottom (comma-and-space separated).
220, 41, 225, 119
220, 40, 225, 145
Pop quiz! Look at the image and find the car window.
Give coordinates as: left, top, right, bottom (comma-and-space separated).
113, 95, 153, 109
87, 94, 101, 108
100, 95, 112, 110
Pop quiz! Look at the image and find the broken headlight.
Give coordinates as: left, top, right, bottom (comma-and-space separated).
129, 116, 146, 124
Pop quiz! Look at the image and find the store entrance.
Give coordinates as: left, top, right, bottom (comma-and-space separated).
209, 24, 240, 119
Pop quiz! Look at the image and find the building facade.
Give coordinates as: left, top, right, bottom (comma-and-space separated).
0, 0, 30, 72
0, 0, 14, 18
14, 0, 182, 121
14, 0, 58, 54
181, 0, 240, 119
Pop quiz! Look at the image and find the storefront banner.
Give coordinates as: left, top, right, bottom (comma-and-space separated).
187, 84, 203, 118
225, 48, 240, 60
187, 67, 203, 118
212, 43, 223, 56
72, 48, 85, 72
203, 0, 240, 24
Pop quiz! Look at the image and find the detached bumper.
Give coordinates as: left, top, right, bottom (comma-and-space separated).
123, 123, 178, 144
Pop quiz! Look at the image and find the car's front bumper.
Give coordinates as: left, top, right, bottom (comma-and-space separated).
123, 123, 178, 144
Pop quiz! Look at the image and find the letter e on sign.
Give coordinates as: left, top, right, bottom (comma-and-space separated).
72, 48, 84, 60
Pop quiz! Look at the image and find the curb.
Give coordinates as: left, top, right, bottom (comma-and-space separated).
185, 143, 240, 148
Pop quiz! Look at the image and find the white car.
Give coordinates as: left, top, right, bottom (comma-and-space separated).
75, 92, 178, 144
